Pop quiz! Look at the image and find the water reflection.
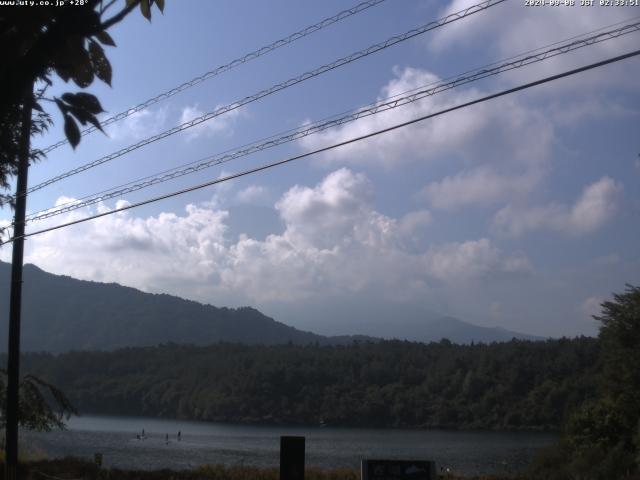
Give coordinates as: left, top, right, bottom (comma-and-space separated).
23, 415, 556, 476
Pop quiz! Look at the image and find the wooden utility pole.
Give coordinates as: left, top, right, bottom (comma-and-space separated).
5, 81, 34, 480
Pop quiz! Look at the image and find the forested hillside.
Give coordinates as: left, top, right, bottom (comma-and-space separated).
20, 337, 599, 431
0, 262, 536, 351
0, 262, 326, 351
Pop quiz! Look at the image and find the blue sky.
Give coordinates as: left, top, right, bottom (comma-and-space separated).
2, 0, 639, 338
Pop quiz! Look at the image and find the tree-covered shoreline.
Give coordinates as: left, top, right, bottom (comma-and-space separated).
15, 336, 599, 432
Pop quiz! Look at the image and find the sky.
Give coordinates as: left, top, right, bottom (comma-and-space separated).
1, 0, 639, 339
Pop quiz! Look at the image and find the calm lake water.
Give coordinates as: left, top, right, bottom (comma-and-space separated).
23, 415, 556, 476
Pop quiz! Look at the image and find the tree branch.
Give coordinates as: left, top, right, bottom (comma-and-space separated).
100, 0, 141, 31
100, 0, 119, 15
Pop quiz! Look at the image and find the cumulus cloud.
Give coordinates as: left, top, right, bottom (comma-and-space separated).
179, 104, 242, 141
8, 169, 530, 306
300, 66, 553, 210
424, 238, 531, 283
274, 169, 376, 250
492, 176, 622, 236
15, 202, 230, 294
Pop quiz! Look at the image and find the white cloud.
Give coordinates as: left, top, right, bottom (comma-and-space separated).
492, 176, 622, 236
398, 210, 432, 237
420, 167, 542, 210
570, 176, 622, 232
179, 104, 242, 141
274, 168, 376, 250
105, 107, 168, 141
301, 67, 552, 170
235, 185, 269, 204
14, 202, 230, 294
9, 169, 530, 306
54, 196, 78, 207
0, 218, 11, 243
424, 238, 531, 283
433, 1, 631, 50
580, 296, 603, 320
430, 0, 639, 91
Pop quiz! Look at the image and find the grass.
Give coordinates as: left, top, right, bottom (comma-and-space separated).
0, 458, 529, 480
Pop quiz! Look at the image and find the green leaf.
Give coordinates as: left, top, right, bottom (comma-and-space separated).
89, 40, 112, 86
63, 36, 94, 88
86, 10, 102, 31
64, 114, 81, 149
85, 113, 104, 133
54, 98, 67, 114
76, 92, 104, 114
54, 66, 71, 83
60, 93, 75, 104
95, 30, 116, 47
68, 106, 90, 126
140, 0, 151, 20
71, 66, 94, 88
68, 107, 104, 133
61, 92, 104, 114
154, 0, 165, 13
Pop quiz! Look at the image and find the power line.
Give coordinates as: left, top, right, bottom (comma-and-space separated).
25, 19, 640, 223
21, 0, 505, 199
39, 0, 389, 154
5, 48, 639, 245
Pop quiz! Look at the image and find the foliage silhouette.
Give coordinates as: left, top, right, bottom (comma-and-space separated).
0, 369, 76, 432
0, 0, 164, 208
531, 285, 640, 479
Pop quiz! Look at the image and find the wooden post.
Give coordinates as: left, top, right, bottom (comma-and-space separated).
280, 436, 305, 480
5, 81, 33, 480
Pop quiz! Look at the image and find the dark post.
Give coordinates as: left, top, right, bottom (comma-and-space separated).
280, 436, 305, 480
5, 82, 33, 480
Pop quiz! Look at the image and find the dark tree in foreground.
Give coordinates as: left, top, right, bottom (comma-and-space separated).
0, 0, 164, 207
0, 0, 165, 455
596, 285, 640, 423
532, 285, 640, 480
0, 369, 76, 432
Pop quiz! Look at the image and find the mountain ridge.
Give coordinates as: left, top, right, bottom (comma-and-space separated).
0, 261, 542, 352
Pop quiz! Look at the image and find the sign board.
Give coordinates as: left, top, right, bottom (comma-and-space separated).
361, 460, 436, 480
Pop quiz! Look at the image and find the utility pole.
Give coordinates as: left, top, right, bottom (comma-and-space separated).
5, 81, 34, 480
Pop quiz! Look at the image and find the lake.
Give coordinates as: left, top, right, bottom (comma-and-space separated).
23, 415, 557, 476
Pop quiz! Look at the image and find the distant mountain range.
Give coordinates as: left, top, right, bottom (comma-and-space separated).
0, 262, 542, 352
